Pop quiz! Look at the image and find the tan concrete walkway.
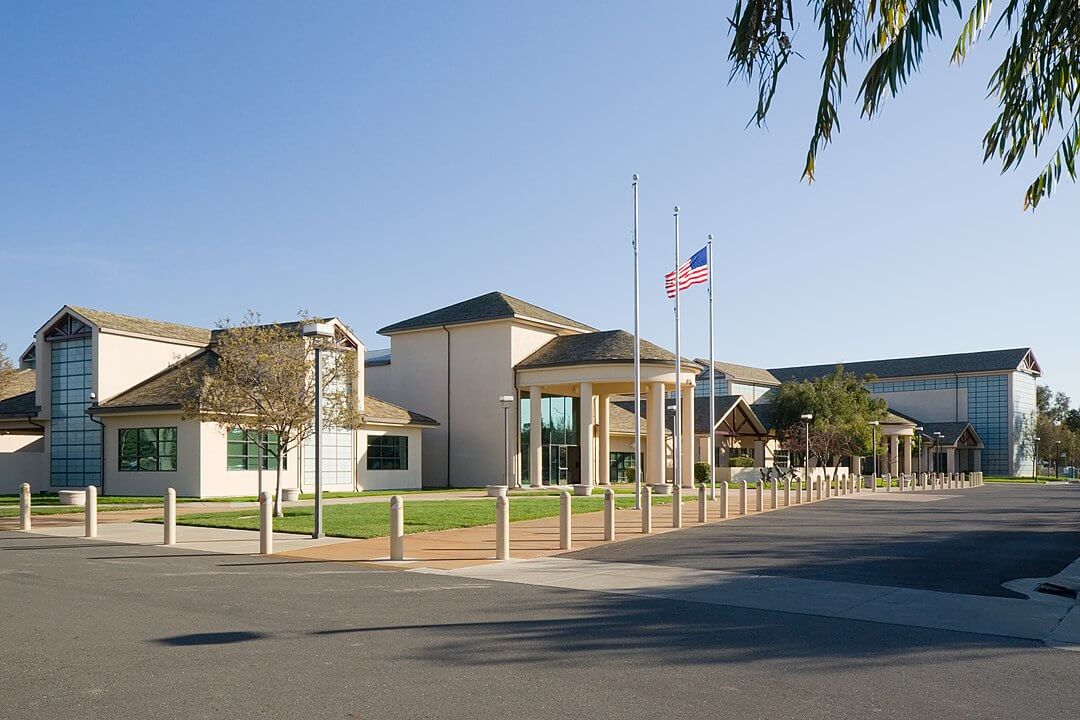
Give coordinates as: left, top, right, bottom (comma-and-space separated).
278, 487, 807, 570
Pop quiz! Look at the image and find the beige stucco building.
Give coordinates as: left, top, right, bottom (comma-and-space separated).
0, 306, 436, 497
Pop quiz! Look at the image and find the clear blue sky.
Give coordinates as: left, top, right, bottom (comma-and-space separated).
2, 2, 1077, 397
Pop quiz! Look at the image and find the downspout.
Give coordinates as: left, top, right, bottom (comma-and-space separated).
86, 400, 106, 495
443, 325, 451, 488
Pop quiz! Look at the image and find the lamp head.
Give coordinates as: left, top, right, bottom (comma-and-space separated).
498, 395, 514, 409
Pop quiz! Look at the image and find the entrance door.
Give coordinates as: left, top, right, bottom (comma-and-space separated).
550, 444, 570, 485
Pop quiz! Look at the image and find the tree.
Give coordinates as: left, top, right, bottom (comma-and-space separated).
728, 0, 1080, 209
0, 343, 16, 399
772, 366, 889, 474
181, 312, 361, 517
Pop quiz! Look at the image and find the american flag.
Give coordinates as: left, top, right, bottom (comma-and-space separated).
664, 246, 709, 298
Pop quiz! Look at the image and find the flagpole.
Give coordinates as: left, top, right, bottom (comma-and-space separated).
632, 174, 642, 510
707, 235, 716, 501
673, 206, 681, 493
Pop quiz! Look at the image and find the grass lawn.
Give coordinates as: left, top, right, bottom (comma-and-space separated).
149, 494, 690, 539
0, 504, 143, 518
983, 476, 1062, 484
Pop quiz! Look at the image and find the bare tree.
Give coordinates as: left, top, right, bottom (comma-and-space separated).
181, 312, 361, 516
0, 343, 17, 399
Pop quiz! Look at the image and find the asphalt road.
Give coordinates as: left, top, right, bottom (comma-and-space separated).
2, 483, 1078, 720
570, 483, 1080, 598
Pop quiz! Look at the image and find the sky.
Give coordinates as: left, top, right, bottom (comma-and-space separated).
2, 2, 1077, 397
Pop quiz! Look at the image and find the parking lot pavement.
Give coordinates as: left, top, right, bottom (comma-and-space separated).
2, 531, 1079, 720
566, 483, 1080, 598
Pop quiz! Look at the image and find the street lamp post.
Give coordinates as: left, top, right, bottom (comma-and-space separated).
302, 322, 336, 540
869, 421, 880, 480
801, 414, 813, 493
499, 396, 514, 488
1055, 440, 1062, 478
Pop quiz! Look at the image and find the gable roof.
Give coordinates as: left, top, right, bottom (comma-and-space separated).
62, 306, 212, 345
919, 422, 983, 448
0, 369, 38, 418
769, 348, 1040, 383
609, 395, 766, 436
516, 330, 699, 370
697, 360, 780, 386
378, 291, 595, 335
362, 395, 439, 427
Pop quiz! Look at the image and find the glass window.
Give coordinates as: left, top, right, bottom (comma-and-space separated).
118, 427, 177, 472
226, 429, 286, 471
49, 336, 101, 487
367, 435, 408, 471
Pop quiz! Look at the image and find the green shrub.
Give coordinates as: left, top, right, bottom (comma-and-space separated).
729, 456, 755, 467
694, 462, 711, 484
624, 467, 636, 484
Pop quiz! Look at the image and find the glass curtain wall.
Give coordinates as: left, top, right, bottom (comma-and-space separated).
49, 336, 101, 487
520, 395, 579, 485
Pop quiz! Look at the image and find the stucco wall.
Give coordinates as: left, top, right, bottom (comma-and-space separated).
386, 329, 450, 486
365, 363, 392, 399
0, 435, 44, 493
96, 332, 204, 404
357, 425, 424, 491
101, 413, 203, 497
198, 422, 301, 498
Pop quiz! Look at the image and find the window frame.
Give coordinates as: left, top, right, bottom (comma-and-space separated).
118, 427, 178, 473
226, 429, 287, 471
367, 434, 408, 471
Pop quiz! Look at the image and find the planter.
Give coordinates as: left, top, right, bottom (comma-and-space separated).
648, 483, 673, 496
58, 490, 86, 506
281, 488, 300, 502
486, 485, 508, 498
572, 484, 593, 496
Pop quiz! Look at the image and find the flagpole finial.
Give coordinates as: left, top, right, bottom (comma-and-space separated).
707, 234, 713, 241
632, 173, 639, 182
673, 205, 679, 215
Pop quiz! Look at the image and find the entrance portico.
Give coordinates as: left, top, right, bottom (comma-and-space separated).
515, 330, 699, 491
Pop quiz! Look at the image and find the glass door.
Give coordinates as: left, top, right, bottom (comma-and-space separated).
549, 444, 570, 485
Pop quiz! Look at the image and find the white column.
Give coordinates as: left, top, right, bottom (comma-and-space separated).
599, 393, 611, 485
529, 386, 543, 487
579, 382, 594, 487
680, 382, 694, 488
946, 448, 957, 474
753, 440, 766, 467
902, 436, 913, 475
647, 382, 665, 486
889, 435, 900, 476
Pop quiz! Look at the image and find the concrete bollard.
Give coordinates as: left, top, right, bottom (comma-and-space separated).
259, 490, 273, 555
603, 488, 616, 541
720, 481, 729, 518
784, 478, 791, 507
19, 483, 31, 531
698, 485, 708, 523
756, 480, 764, 511
389, 495, 405, 560
771, 479, 778, 509
739, 481, 748, 515
495, 495, 510, 560
560, 491, 572, 549
672, 483, 683, 528
641, 486, 652, 534
885, 474, 892, 493
164, 488, 176, 546
816, 476, 823, 501
824, 474, 831, 499
84, 484, 97, 539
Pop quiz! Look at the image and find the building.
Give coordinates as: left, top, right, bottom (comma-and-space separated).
371, 291, 1041, 487
0, 306, 436, 496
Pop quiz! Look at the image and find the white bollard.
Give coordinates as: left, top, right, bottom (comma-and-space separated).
84, 484, 97, 539
495, 495, 510, 560
259, 490, 273, 555
389, 495, 404, 561
164, 488, 176, 546
672, 483, 683, 528
19, 483, 31, 531
885, 474, 892, 493
720, 481, 729, 518
756, 480, 764, 511
603, 488, 616, 541
824, 474, 831, 499
641, 486, 652, 534
698, 484, 708, 523
816, 476, 823, 501
560, 491, 572, 548
784, 478, 792, 507
771, 479, 778, 509
739, 481, 748, 515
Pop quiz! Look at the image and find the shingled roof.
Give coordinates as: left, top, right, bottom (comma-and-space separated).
517, 330, 700, 370
67, 306, 212, 345
697, 360, 780, 386
609, 395, 766, 436
92, 351, 437, 427
0, 369, 38, 418
770, 348, 1039, 383
378, 291, 595, 335
919, 422, 983, 447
